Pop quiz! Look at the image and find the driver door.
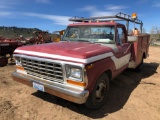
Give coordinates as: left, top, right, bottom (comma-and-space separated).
114, 25, 131, 70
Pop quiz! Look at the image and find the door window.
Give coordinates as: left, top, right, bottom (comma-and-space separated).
117, 27, 125, 45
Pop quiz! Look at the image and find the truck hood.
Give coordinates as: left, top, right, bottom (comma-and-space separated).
14, 42, 115, 64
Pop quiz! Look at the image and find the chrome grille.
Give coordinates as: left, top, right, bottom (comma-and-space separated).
21, 58, 63, 83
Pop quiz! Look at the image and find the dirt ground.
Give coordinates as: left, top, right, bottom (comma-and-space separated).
0, 46, 160, 120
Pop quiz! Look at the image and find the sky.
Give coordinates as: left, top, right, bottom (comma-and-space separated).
0, 0, 160, 33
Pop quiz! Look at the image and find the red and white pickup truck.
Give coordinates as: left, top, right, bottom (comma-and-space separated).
12, 13, 150, 109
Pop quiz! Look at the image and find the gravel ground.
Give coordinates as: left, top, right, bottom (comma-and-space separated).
0, 46, 160, 120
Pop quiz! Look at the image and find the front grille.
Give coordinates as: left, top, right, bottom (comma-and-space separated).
21, 58, 63, 83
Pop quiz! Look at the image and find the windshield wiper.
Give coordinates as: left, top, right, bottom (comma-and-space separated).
62, 39, 94, 43
77, 39, 94, 43
61, 39, 70, 42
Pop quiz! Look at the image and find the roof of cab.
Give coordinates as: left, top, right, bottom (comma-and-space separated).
68, 22, 124, 26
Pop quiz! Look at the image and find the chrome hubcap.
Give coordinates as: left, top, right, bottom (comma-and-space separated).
96, 80, 106, 102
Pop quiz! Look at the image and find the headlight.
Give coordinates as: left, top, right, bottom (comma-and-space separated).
65, 65, 82, 81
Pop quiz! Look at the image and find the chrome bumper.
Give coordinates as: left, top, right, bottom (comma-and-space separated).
12, 72, 89, 104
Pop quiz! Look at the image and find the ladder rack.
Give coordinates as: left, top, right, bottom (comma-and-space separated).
69, 12, 143, 33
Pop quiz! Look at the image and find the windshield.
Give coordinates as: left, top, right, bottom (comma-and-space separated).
62, 26, 115, 44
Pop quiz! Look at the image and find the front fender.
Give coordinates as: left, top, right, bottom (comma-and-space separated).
85, 57, 115, 92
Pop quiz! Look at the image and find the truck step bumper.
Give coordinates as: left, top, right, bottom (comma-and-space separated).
12, 72, 89, 104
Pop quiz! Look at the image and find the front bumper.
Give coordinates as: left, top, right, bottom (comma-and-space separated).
12, 72, 89, 104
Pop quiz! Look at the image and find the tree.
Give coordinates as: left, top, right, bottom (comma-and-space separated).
150, 26, 160, 43
150, 26, 156, 34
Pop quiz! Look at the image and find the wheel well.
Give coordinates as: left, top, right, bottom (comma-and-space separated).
104, 70, 112, 81
143, 52, 146, 58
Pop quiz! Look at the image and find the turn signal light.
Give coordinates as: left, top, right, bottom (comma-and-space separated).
16, 65, 25, 71
67, 80, 86, 87
86, 64, 94, 69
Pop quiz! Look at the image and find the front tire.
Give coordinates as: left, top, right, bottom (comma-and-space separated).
85, 73, 109, 110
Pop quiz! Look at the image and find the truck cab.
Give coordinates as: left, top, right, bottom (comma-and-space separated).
62, 21, 132, 77
12, 13, 150, 109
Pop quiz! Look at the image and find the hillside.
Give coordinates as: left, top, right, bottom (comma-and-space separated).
0, 26, 43, 39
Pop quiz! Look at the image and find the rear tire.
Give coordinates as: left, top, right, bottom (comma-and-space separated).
0, 56, 8, 67
135, 57, 144, 72
85, 73, 109, 110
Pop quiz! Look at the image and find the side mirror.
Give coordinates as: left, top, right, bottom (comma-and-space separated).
128, 36, 138, 43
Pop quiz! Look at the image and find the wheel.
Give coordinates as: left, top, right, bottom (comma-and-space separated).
135, 57, 144, 72
0, 56, 8, 67
85, 73, 109, 110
